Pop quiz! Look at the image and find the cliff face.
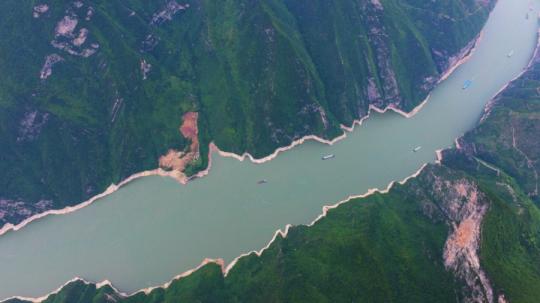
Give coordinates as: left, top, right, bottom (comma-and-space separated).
10, 162, 525, 303
0, 0, 494, 227
13, 12, 540, 303
420, 170, 494, 303
442, 40, 540, 302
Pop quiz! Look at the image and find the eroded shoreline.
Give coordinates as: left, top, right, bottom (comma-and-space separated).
0, 25, 489, 303
0, 24, 485, 241
119, 26, 540, 301
1, 163, 429, 303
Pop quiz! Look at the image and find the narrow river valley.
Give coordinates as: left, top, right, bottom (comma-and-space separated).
0, 0, 538, 299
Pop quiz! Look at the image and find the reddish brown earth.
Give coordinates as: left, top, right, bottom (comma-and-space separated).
159, 112, 199, 173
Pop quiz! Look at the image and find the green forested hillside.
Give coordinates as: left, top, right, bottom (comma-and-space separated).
12, 31, 540, 303
0, 0, 493, 226
13, 13, 540, 302
443, 52, 540, 302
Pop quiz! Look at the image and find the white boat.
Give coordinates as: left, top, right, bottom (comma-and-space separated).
322, 154, 335, 160
507, 50, 514, 58
413, 146, 422, 152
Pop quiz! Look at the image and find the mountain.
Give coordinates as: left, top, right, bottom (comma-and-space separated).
0, 0, 494, 227
10, 7, 540, 303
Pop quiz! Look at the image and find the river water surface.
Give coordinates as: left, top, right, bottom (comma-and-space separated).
1, 0, 539, 299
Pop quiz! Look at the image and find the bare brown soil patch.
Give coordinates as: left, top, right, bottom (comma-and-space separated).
159, 112, 199, 172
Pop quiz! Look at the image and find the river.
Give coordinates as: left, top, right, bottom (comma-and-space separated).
0, 0, 538, 299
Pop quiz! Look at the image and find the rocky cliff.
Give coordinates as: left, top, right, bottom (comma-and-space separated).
11, 7, 540, 301
0, 0, 494, 227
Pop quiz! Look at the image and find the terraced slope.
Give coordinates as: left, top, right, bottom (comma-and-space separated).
0, 0, 494, 226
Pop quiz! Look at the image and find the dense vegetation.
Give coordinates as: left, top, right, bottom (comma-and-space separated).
0, 0, 494, 226
9, 165, 467, 303
13, 18, 540, 303
443, 52, 540, 301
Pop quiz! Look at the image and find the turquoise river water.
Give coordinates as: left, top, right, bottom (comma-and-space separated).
0, 0, 539, 299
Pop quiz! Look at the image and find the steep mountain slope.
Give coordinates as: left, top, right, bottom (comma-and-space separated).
443, 49, 540, 302
0, 0, 494, 227
14, 17, 540, 303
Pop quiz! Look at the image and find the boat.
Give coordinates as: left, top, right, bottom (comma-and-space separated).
322, 154, 335, 160
462, 80, 473, 90
507, 50, 514, 58
413, 146, 422, 152
257, 179, 268, 185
